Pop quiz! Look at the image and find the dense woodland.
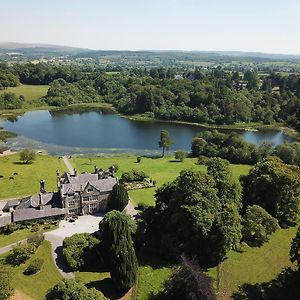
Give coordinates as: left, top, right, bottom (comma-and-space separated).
0, 62, 300, 131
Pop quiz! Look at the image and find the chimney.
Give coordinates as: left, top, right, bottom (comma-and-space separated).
40, 180, 46, 193
74, 169, 77, 177
39, 193, 44, 209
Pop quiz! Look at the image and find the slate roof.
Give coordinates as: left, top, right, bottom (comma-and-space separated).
16, 192, 60, 210
13, 207, 67, 222
60, 173, 117, 195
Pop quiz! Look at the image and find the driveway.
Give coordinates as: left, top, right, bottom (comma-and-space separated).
45, 214, 103, 278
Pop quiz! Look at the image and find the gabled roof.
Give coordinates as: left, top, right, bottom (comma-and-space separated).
60, 173, 117, 196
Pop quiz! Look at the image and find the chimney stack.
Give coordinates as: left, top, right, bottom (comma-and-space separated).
40, 180, 46, 193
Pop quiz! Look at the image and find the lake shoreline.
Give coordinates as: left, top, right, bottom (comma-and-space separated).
0, 104, 299, 145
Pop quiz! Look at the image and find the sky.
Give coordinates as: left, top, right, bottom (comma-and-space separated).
1, 0, 300, 54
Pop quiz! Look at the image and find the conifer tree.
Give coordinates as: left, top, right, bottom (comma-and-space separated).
99, 211, 138, 292
109, 184, 129, 211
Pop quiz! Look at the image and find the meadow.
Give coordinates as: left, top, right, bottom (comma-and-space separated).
0, 154, 67, 200
0, 84, 49, 101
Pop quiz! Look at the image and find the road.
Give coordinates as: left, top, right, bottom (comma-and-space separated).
0, 239, 26, 255
62, 155, 74, 175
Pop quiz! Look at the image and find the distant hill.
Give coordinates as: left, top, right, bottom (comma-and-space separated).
0, 41, 299, 64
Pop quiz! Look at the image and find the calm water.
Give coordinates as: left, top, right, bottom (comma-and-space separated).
0, 110, 294, 154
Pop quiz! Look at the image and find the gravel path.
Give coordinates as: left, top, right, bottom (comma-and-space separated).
62, 156, 74, 174
0, 239, 26, 255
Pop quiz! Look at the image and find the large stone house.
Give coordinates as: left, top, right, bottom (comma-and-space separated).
58, 167, 117, 215
0, 167, 117, 227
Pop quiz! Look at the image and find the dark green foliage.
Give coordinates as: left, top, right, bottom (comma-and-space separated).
244, 70, 259, 90
275, 142, 300, 166
63, 233, 100, 271
191, 137, 206, 157
6, 243, 36, 266
0, 266, 14, 300
241, 157, 300, 226
290, 227, 300, 269
159, 130, 173, 157
174, 150, 187, 162
99, 211, 138, 292
46, 279, 106, 300
2, 223, 19, 234
0, 92, 23, 109
108, 184, 129, 211
24, 258, 44, 275
120, 169, 149, 183
27, 232, 44, 247
136, 156, 141, 163
0, 72, 20, 87
158, 256, 216, 300
139, 167, 242, 267
196, 130, 259, 164
19, 148, 36, 164
242, 205, 280, 247
45, 79, 102, 106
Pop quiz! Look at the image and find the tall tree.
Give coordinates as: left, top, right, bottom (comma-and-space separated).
159, 130, 173, 157
108, 184, 129, 211
241, 157, 300, 226
99, 211, 138, 292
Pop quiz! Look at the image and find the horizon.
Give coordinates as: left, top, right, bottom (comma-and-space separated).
1, 0, 300, 55
1, 41, 300, 57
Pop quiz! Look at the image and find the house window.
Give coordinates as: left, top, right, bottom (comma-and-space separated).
87, 188, 93, 193
68, 201, 75, 207
69, 208, 78, 214
89, 203, 98, 213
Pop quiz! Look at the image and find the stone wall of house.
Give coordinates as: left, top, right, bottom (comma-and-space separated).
0, 214, 12, 227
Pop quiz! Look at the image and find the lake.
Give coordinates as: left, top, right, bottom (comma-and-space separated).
0, 110, 295, 155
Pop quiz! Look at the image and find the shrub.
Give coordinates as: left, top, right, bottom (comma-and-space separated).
242, 205, 280, 247
174, 150, 187, 162
0, 266, 14, 300
24, 258, 44, 275
30, 224, 40, 232
6, 243, 36, 266
136, 156, 141, 163
198, 155, 209, 165
46, 279, 107, 300
63, 233, 100, 271
120, 169, 149, 183
27, 232, 44, 247
2, 223, 19, 234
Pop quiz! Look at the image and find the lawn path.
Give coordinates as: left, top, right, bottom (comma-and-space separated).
62, 156, 74, 174
0, 239, 26, 255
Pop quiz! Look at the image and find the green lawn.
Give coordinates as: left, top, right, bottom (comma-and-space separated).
136, 265, 172, 299
0, 241, 62, 300
0, 224, 57, 248
0, 84, 49, 101
214, 227, 298, 299
70, 156, 251, 206
0, 154, 67, 200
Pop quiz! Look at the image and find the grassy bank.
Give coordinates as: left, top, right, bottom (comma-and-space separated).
0, 223, 57, 248
124, 113, 299, 136
0, 154, 67, 200
70, 156, 251, 206
0, 241, 62, 300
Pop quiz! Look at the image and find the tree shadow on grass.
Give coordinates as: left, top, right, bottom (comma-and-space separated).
86, 278, 127, 300
13, 161, 32, 165
232, 268, 300, 300
168, 159, 181, 163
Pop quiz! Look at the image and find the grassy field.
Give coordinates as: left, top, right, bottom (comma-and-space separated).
0, 241, 62, 300
0, 84, 49, 101
0, 223, 57, 248
0, 154, 67, 200
215, 226, 298, 299
70, 156, 251, 206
